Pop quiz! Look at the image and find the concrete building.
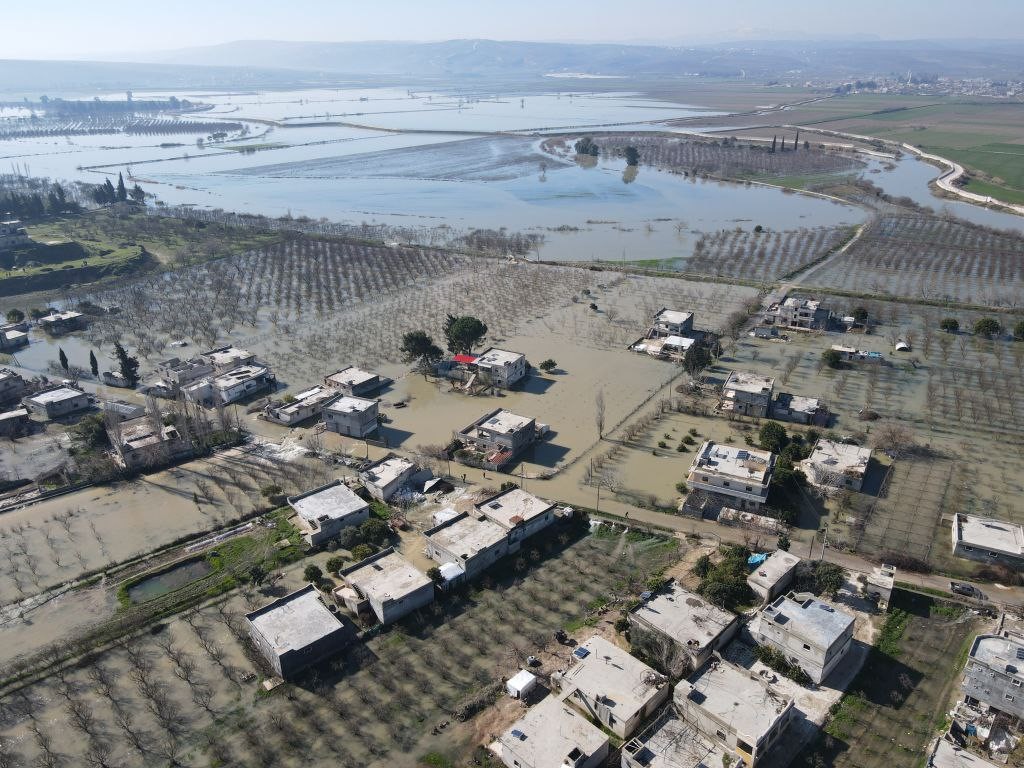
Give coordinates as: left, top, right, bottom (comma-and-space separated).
323, 365, 384, 397
473, 347, 528, 388
652, 308, 695, 337
0, 408, 30, 438
831, 344, 884, 364
245, 584, 354, 680
630, 334, 695, 360
456, 408, 537, 470
747, 550, 801, 604
323, 395, 379, 438
202, 345, 256, 372
110, 415, 193, 471
802, 440, 872, 493
143, 356, 215, 397
475, 487, 557, 551
622, 708, 727, 768
962, 632, 1024, 720
288, 480, 370, 546
717, 507, 783, 535
0, 369, 26, 405
23, 386, 90, 419
263, 386, 340, 426
359, 454, 416, 501
98, 399, 147, 421
951, 514, 1024, 569
0, 327, 28, 351
184, 364, 275, 405
770, 297, 831, 330
0, 219, 30, 250
687, 442, 775, 512
337, 547, 434, 625
424, 512, 509, 581
38, 310, 86, 335
751, 592, 856, 684
629, 581, 740, 677
928, 737, 1001, 768
722, 371, 775, 418
771, 393, 829, 427
864, 564, 896, 611
555, 635, 670, 739
676, 657, 796, 767
496, 695, 609, 768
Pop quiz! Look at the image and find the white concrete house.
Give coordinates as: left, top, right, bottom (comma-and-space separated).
202, 345, 256, 372
497, 695, 609, 768
337, 548, 434, 625
475, 487, 557, 552
722, 371, 775, 418
676, 657, 795, 767
23, 386, 90, 419
424, 512, 509, 581
747, 550, 801, 604
951, 513, 1024, 569
323, 365, 384, 397
750, 592, 855, 684
456, 408, 537, 470
473, 347, 527, 388
802, 440, 872, 493
652, 308, 695, 337
323, 395, 379, 438
359, 454, 416, 501
288, 480, 370, 546
184, 364, 274, 405
962, 632, 1024, 721
263, 386, 340, 426
687, 441, 775, 512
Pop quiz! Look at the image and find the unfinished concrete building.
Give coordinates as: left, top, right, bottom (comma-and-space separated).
337, 547, 434, 625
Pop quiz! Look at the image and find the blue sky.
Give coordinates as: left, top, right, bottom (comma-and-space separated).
7, 0, 1024, 59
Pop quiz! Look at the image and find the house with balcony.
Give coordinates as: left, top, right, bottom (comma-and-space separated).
722, 371, 775, 418
687, 441, 775, 512
766, 296, 831, 330
424, 511, 510, 582
336, 548, 434, 626
183, 364, 275, 406
455, 408, 537, 470
38, 310, 86, 336
961, 631, 1024, 721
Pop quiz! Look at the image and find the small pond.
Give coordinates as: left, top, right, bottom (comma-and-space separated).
126, 557, 213, 603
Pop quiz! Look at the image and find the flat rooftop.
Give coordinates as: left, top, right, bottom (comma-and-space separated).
475, 347, 525, 367
632, 582, 736, 651
289, 481, 369, 524
680, 659, 792, 742
747, 551, 801, 593
761, 593, 855, 648
343, 548, 431, 603
247, 584, 345, 653
930, 739, 999, 768
691, 442, 773, 484
624, 710, 725, 768
655, 309, 693, 326
326, 395, 376, 414
213, 364, 268, 387
27, 387, 86, 405
0, 408, 28, 421
477, 487, 553, 529
775, 393, 822, 414
955, 514, 1024, 556
969, 634, 1024, 679
0, 369, 20, 381
866, 564, 896, 591
560, 636, 666, 721
724, 370, 775, 395
40, 310, 82, 322
325, 366, 377, 388
805, 440, 871, 476
426, 513, 506, 559
472, 409, 534, 434
119, 416, 174, 450
361, 455, 414, 487
782, 297, 822, 310
205, 346, 252, 367
500, 695, 607, 768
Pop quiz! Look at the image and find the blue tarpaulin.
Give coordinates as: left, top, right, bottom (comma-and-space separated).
748, 553, 768, 566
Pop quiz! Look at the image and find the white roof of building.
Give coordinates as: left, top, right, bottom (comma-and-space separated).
507, 669, 537, 695
325, 366, 378, 388
0, 368, 20, 381
0, 408, 28, 421
679, 659, 793, 743
691, 441, 773, 485
969, 634, 1024, 684
761, 593, 855, 649
805, 440, 871, 477
475, 348, 525, 367
499, 695, 608, 767
724, 370, 775, 395
663, 335, 695, 350
426, 513, 506, 559
747, 551, 801, 594
632, 582, 736, 651
344, 549, 431, 604
212, 364, 268, 388
782, 297, 821, 310
656, 309, 693, 325
624, 711, 725, 768
475, 409, 534, 433
289, 481, 369, 524
955, 514, 1024, 557
276, 386, 338, 414
247, 584, 345, 653
866, 564, 896, 591
40, 310, 82, 322
477, 488, 553, 529
361, 455, 414, 488
27, 387, 86, 405
205, 346, 252, 367
929, 739, 1000, 768
560, 636, 666, 724
776, 393, 823, 415
326, 395, 377, 414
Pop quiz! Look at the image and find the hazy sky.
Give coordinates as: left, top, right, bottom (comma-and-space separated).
7, 0, 1024, 59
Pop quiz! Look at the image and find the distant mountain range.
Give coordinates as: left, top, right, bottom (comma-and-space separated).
2, 38, 1023, 97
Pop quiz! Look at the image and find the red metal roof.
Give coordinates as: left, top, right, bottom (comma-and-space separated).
452, 354, 477, 364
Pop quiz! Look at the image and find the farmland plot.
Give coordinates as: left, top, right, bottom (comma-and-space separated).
806, 214, 1024, 307
684, 225, 851, 281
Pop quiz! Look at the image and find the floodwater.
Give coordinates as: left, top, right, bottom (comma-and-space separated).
126, 556, 212, 602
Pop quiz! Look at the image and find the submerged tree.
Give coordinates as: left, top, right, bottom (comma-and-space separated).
89, 350, 99, 377
399, 330, 443, 373
443, 314, 487, 355
113, 341, 140, 387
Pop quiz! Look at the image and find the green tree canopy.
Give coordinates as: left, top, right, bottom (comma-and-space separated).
852, 307, 868, 322
974, 317, 1001, 338
5, 309, 24, 323
683, 344, 712, 375
89, 350, 99, 377
574, 136, 600, 156
939, 317, 959, 333
113, 341, 140, 387
303, 564, 323, 584
758, 421, 789, 454
399, 330, 443, 369
539, 358, 557, 372
1014, 319, 1024, 341
822, 348, 843, 369
443, 314, 488, 355
58, 347, 69, 372
624, 146, 640, 166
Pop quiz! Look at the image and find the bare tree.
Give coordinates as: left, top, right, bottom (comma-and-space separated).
594, 389, 606, 440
